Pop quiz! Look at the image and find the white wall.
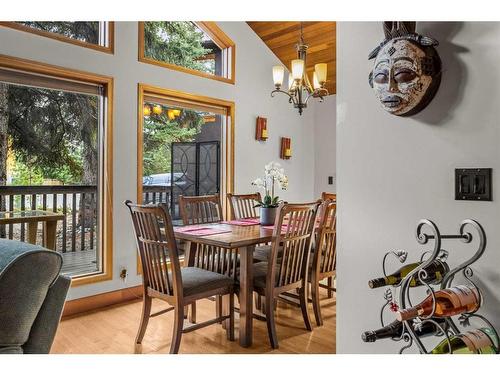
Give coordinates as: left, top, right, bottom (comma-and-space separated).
337, 22, 500, 353
312, 95, 336, 197
0, 22, 315, 300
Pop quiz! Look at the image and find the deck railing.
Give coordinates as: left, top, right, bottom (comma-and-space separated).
0, 185, 169, 253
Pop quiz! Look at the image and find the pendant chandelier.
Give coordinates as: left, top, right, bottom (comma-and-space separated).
271, 22, 329, 115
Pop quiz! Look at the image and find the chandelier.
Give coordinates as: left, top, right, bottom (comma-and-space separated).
271, 23, 329, 115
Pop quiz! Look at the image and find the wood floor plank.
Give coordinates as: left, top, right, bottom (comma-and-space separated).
52, 289, 336, 354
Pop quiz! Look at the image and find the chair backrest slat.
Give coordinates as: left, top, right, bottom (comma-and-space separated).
179, 194, 223, 225
227, 193, 261, 219
125, 201, 182, 298
268, 201, 321, 290
314, 200, 337, 276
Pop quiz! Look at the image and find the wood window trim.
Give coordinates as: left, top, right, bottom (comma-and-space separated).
0, 22, 115, 54
138, 22, 236, 85
136, 83, 235, 274
0, 54, 114, 287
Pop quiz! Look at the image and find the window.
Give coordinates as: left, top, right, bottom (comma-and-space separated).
0, 22, 114, 53
0, 55, 113, 285
139, 22, 235, 84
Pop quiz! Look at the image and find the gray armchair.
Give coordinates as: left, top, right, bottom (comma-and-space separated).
0, 239, 70, 354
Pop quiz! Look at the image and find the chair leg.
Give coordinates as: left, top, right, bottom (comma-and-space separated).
327, 276, 333, 298
299, 285, 313, 331
170, 306, 184, 354
189, 302, 196, 324
311, 281, 323, 326
265, 294, 279, 349
135, 295, 152, 353
227, 292, 235, 341
216, 295, 223, 324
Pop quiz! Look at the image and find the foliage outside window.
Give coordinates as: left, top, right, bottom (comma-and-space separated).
140, 22, 234, 83
0, 21, 114, 52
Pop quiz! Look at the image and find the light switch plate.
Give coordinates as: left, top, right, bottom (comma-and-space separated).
455, 168, 492, 201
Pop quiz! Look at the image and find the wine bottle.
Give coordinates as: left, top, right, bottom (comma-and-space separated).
396, 285, 480, 321
362, 319, 448, 343
431, 328, 498, 354
368, 259, 449, 289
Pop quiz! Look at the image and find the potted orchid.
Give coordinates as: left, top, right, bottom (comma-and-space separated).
251, 161, 289, 225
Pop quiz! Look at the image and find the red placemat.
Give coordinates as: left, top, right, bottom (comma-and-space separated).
262, 224, 289, 233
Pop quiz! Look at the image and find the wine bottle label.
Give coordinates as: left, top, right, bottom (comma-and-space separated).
449, 285, 479, 308
460, 330, 493, 353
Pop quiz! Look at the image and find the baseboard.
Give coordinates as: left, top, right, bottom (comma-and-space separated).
62, 285, 143, 318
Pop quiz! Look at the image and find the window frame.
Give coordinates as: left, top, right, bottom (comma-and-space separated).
138, 22, 236, 84
136, 83, 235, 273
0, 54, 114, 287
0, 22, 115, 54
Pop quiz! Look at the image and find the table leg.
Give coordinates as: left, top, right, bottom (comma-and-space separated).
27, 222, 38, 245
239, 245, 255, 347
43, 220, 57, 250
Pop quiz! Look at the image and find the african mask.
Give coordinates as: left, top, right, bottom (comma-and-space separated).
368, 22, 442, 116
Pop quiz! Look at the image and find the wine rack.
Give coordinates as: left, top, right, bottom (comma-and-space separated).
367, 218, 499, 354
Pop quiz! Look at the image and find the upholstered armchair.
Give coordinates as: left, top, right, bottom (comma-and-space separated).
0, 239, 70, 354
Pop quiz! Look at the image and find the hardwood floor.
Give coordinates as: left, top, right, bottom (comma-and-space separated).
52, 288, 336, 354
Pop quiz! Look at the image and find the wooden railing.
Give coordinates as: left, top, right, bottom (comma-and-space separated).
0, 185, 170, 253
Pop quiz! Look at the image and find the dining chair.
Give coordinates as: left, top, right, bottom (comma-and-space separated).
321, 192, 336, 202
241, 201, 321, 349
227, 192, 261, 220
310, 199, 336, 326
179, 194, 223, 225
178, 194, 236, 321
320, 192, 336, 297
125, 200, 235, 354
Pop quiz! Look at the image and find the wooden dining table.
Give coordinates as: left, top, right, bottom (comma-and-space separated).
174, 221, 274, 348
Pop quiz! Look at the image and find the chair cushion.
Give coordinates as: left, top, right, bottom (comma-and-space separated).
178, 267, 234, 296
252, 245, 283, 262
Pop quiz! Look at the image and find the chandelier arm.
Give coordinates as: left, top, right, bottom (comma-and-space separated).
271, 89, 294, 101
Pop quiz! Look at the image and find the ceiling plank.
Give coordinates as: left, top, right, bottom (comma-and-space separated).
247, 21, 336, 95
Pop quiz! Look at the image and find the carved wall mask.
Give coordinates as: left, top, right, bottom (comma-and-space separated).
368, 22, 442, 116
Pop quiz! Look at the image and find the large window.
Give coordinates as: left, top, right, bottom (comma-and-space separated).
138, 84, 234, 225
139, 22, 235, 84
0, 55, 113, 285
0, 22, 114, 53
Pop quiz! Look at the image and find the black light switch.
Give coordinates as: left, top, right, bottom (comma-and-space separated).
455, 168, 492, 201
328, 176, 334, 185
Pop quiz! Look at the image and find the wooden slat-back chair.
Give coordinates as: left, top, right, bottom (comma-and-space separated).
310, 199, 336, 326
321, 192, 336, 202
227, 192, 261, 219
248, 201, 321, 349
178, 194, 237, 320
320, 192, 336, 297
179, 194, 223, 225
125, 200, 235, 354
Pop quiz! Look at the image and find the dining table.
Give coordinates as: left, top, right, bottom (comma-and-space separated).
173, 219, 274, 348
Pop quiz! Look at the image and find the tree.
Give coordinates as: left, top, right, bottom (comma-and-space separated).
144, 22, 214, 74
19, 22, 100, 44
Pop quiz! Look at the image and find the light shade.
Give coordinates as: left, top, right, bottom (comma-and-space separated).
315, 63, 327, 84
288, 72, 295, 90
272, 65, 285, 87
291, 59, 305, 81
313, 72, 320, 90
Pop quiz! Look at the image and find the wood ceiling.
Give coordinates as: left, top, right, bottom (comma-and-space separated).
247, 22, 336, 95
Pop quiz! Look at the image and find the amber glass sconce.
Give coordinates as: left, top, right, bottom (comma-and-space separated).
280, 137, 292, 159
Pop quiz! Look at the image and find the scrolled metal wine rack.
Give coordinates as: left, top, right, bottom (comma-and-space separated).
372, 218, 499, 354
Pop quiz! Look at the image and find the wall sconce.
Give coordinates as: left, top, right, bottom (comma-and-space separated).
280, 137, 292, 159
255, 116, 268, 141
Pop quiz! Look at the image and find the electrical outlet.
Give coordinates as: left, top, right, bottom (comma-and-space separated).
119, 267, 128, 282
